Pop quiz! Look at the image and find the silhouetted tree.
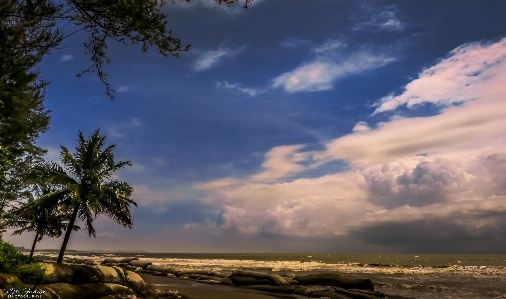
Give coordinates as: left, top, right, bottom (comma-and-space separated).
8, 185, 79, 258
30, 130, 136, 263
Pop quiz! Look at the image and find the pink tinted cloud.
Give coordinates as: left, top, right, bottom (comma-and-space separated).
194, 38, 506, 239
374, 38, 506, 114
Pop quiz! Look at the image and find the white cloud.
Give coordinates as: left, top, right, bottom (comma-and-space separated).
131, 185, 167, 206
193, 38, 506, 243
312, 39, 342, 54
352, 5, 404, 31
374, 38, 506, 114
194, 46, 246, 71
250, 145, 308, 182
117, 86, 129, 92
216, 81, 266, 96
60, 55, 74, 62
352, 121, 371, 133
280, 37, 311, 49
272, 51, 394, 93
131, 118, 142, 127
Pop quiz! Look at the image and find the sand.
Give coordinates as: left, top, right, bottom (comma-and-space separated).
138, 273, 413, 299
138, 273, 303, 299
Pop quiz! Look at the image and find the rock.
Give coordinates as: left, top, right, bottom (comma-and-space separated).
174, 270, 209, 277
38, 263, 132, 285
219, 278, 234, 286
85, 260, 98, 266
146, 265, 164, 272
195, 275, 220, 281
125, 271, 147, 293
228, 276, 272, 286
241, 285, 295, 293
128, 260, 152, 269
160, 267, 180, 274
309, 290, 353, 299
36, 282, 135, 299
229, 270, 289, 286
96, 266, 124, 284
206, 271, 229, 278
293, 273, 374, 291
142, 288, 158, 298
0, 273, 23, 288
102, 258, 122, 265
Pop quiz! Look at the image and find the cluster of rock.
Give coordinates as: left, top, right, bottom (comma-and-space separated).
99, 258, 388, 299
0, 262, 189, 299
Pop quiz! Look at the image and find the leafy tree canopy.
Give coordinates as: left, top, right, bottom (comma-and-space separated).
1, 1, 51, 219
1, 0, 253, 98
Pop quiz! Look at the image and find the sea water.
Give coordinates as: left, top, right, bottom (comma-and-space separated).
47, 252, 506, 298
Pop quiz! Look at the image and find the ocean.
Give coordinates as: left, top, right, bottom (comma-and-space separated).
41, 252, 506, 298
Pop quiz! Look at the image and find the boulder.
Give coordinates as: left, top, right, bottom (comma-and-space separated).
102, 258, 122, 265
96, 266, 124, 284
229, 270, 289, 286
219, 278, 234, 286
229, 276, 272, 286
174, 270, 210, 277
36, 282, 135, 299
0, 273, 23, 288
39, 263, 127, 285
128, 260, 152, 269
125, 271, 146, 293
120, 258, 139, 264
160, 267, 180, 274
146, 265, 164, 272
205, 270, 229, 278
293, 273, 374, 291
39, 263, 91, 284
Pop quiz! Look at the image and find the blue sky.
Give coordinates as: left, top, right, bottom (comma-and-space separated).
5, 0, 506, 253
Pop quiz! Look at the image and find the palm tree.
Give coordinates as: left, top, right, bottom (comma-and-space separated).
7, 185, 79, 258
30, 130, 137, 263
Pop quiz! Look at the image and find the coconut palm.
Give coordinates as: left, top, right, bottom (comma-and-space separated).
30, 129, 136, 263
7, 185, 79, 258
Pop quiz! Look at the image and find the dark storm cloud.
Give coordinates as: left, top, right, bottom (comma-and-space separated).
365, 159, 466, 208
352, 210, 506, 253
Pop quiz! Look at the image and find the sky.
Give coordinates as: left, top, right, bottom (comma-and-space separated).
5, 0, 506, 254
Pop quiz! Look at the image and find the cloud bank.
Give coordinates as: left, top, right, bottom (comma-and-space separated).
193, 38, 506, 251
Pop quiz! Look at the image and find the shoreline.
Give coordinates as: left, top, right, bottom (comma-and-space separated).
137, 273, 414, 299
138, 273, 301, 299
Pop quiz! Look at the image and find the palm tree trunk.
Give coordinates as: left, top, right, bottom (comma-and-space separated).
57, 204, 79, 263
30, 231, 39, 259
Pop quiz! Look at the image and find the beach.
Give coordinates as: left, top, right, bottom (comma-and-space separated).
31, 252, 506, 298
